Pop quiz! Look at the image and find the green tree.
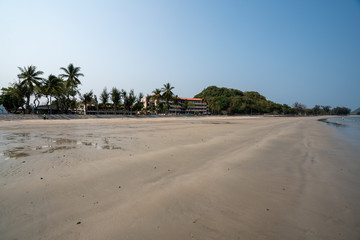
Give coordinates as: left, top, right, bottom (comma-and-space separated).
59, 63, 84, 90
111, 87, 121, 112
93, 95, 99, 114
1, 81, 26, 113
293, 102, 307, 115
32, 84, 43, 112
321, 105, 331, 115
42, 75, 64, 114
183, 101, 195, 114
17, 65, 44, 113
331, 107, 351, 115
100, 87, 109, 109
80, 90, 93, 115
161, 83, 175, 112
152, 88, 162, 110
281, 104, 292, 115
122, 89, 136, 113
157, 101, 165, 113
132, 92, 144, 111
312, 105, 321, 115
59, 63, 84, 112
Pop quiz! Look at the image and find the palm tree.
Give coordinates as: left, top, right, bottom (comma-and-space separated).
145, 95, 151, 109
152, 88, 162, 107
80, 90, 93, 115
111, 87, 121, 113
161, 83, 175, 113
43, 75, 64, 114
33, 84, 43, 113
59, 63, 84, 112
59, 63, 84, 90
17, 65, 44, 113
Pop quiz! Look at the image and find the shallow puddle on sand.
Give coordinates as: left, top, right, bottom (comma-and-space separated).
0, 135, 123, 160
42, 146, 77, 153
101, 145, 122, 150
2, 147, 30, 160
81, 141, 93, 146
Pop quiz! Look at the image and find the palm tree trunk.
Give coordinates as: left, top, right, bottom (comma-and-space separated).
46, 96, 50, 114
49, 96, 52, 114
33, 97, 40, 114
25, 95, 31, 114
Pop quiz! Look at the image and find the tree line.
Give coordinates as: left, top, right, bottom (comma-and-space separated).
1, 64, 85, 114
194, 86, 351, 115
0, 66, 352, 116
0, 64, 146, 115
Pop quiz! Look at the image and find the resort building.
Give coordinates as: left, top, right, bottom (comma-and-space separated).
142, 96, 209, 115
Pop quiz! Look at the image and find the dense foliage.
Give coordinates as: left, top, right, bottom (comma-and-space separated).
194, 86, 288, 115
0, 66, 353, 116
145, 83, 177, 113
0, 64, 144, 114
194, 86, 352, 116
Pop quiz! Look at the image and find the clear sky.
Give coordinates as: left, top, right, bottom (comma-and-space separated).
1, 0, 359, 110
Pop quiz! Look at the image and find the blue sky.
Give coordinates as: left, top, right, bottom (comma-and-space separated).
1, 0, 359, 110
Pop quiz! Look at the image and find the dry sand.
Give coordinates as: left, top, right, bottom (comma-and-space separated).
0, 116, 359, 240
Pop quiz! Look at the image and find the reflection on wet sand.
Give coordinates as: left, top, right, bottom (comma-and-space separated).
318, 118, 346, 127
0, 133, 123, 160
3, 147, 30, 158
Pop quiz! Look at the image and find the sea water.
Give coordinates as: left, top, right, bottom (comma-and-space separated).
325, 116, 360, 149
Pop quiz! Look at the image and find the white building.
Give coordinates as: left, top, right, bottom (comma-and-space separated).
142, 96, 209, 115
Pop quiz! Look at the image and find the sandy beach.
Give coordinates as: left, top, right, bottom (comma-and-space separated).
0, 116, 359, 240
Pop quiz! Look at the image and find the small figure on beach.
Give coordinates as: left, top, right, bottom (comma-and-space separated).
43, 113, 46, 120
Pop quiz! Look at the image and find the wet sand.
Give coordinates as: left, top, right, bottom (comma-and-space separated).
0, 116, 359, 240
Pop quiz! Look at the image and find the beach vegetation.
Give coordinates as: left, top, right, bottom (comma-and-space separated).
132, 92, 144, 111
59, 64, 84, 113
161, 83, 175, 112
80, 90, 93, 115
122, 89, 137, 113
17, 65, 44, 113
0, 67, 354, 116
293, 102, 307, 115
1, 81, 26, 113
331, 107, 351, 115
42, 75, 64, 114
100, 87, 109, 109
111, 87, 121, 112
195, 86, 284, 115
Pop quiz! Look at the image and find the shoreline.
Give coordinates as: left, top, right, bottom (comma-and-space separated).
0, 113, 336, 122
1, 116, 359, 239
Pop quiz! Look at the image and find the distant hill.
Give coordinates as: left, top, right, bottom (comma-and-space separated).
351, 107, 360, 115
194, 86, 290, 115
